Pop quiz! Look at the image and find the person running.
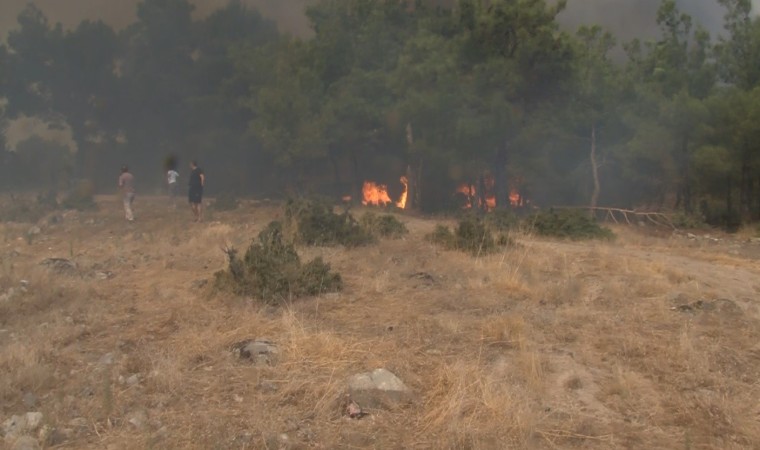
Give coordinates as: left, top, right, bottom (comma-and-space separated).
188, 160, 205, 222
118, 165, 135, 222
167, 166, 179, 208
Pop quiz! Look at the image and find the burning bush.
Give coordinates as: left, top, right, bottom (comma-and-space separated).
214, 221, 342, 303
527, 209, 614, 240
427, 216, 509, 255
284, 198, 375, 247
360, 212, 408, 238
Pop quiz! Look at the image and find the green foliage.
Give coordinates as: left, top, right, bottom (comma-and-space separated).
284, 198, 375, 247
212, 192, 239, 211
528, 209, 614, 240
485, 209, 520, 231
214, 221, 342, 304
427, 216, 507, 256
359, 212, 408, 238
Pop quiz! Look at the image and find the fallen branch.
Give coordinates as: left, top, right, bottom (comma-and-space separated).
551, 206, 676, 230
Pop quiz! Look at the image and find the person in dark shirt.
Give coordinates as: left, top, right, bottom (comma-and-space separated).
188, 160, 205, 222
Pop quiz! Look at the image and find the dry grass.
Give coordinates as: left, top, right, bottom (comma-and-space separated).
0, 197, 759, 449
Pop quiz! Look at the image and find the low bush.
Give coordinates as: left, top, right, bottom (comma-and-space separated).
527, 209, 614, 240
284, 198, 375, 247
61, 180, 97, 211
427, 215, 505, 255
485, 209, 520, 232
214, 221, 342, 304
360, 212, 408, 238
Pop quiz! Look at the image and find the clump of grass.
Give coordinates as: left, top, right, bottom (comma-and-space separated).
427, 215, 507, 255
284, 198, 374, 247
61, 180, 98, 211
212, 192, 239, 211
214, 221, 342, 304
359, 212, 408, 238
527, 209, 614, 240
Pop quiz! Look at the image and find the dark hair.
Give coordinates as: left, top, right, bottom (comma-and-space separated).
121, 165, 129, 173
191, 160, 198, 167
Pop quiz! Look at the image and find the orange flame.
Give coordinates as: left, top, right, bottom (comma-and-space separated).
509, 189, 521, 207
457, 183, 476, 209
396, 176, 408, 209
362, 181, 392, 206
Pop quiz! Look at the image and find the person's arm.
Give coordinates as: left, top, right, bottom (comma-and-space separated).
200, 173, 205, 187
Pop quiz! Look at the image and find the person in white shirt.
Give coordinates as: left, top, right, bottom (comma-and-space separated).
167, 168, 179, 208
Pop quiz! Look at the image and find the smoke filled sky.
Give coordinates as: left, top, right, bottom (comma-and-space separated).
1, 0, 758, 41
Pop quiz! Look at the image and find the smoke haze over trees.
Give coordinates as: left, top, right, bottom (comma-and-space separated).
1, 0, 760, 227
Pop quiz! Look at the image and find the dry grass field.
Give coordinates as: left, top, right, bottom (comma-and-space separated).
1, 196, 760, 449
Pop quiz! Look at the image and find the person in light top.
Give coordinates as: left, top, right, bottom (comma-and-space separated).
167, 166, 179, 208
118, 165, 135, 222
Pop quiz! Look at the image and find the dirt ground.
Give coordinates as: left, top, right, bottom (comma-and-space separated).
1, 196, 759, 449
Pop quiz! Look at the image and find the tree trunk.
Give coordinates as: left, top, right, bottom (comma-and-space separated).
590, 124, 600, 211
477, 173, 487, 214
405, 122, 421, 211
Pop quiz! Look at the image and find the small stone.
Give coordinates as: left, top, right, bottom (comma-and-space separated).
257, 381, 278, 393
68, 418, 88, 429
347, 368, 412, 409
127, 410, 148, 431
3, 415, 26, 438
234, 339, 279, 366
126, 374, 140, 386
11, 436, 41, 450
22, 393, 37, 409
24, 413, 43, 432
98, 353, 114, 366
27, 226, 41, 236
233, 394, 244, 403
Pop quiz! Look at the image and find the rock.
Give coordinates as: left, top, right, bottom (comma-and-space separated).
3, 415, 26, 438
27, 226, 41, 237
126, 374, 140, 387
11, 436, 41, 450
67, 418, 88, 429
257, 381, 278, 393
347, 368, 412, 409
22, 393, 37, 409
98, 353, 114, 366
40, 258, 77, 275
24, 413, 42, 432
94, 271, 115, 280
233, 339, 279, 366
128, 410, 148, 431
687, 233, 697, 239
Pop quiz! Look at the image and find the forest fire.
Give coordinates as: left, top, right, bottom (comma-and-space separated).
362, 181, 392, 206
456, 183, 496, 211
396, 176, 408, 209
509, 189, 521, 207
360, 178, 409, 208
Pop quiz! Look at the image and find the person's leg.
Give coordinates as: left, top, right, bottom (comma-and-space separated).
124, 194, 134, 221
198, 201, 203, 222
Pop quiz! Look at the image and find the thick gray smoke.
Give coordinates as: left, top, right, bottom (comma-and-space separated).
1, 0, 757, 40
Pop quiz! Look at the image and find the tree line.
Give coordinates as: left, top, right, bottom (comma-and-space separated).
0, 0, 759, 226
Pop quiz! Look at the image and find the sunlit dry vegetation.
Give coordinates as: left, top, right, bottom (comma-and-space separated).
0, 198, 758, 449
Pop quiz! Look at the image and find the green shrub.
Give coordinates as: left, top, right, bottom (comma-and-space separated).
61, 180, 97, 211
284, 198, 375, 247
671, 212, 707, 229
427, 216, 506, 255
212, 192, 239, 211
485, 209, 520, 231
527, 209, 614, 240
214, 221, 342, 304
360, 212, 408, 238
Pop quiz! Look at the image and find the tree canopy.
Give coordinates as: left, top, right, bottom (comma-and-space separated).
2, 0, 760, 226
